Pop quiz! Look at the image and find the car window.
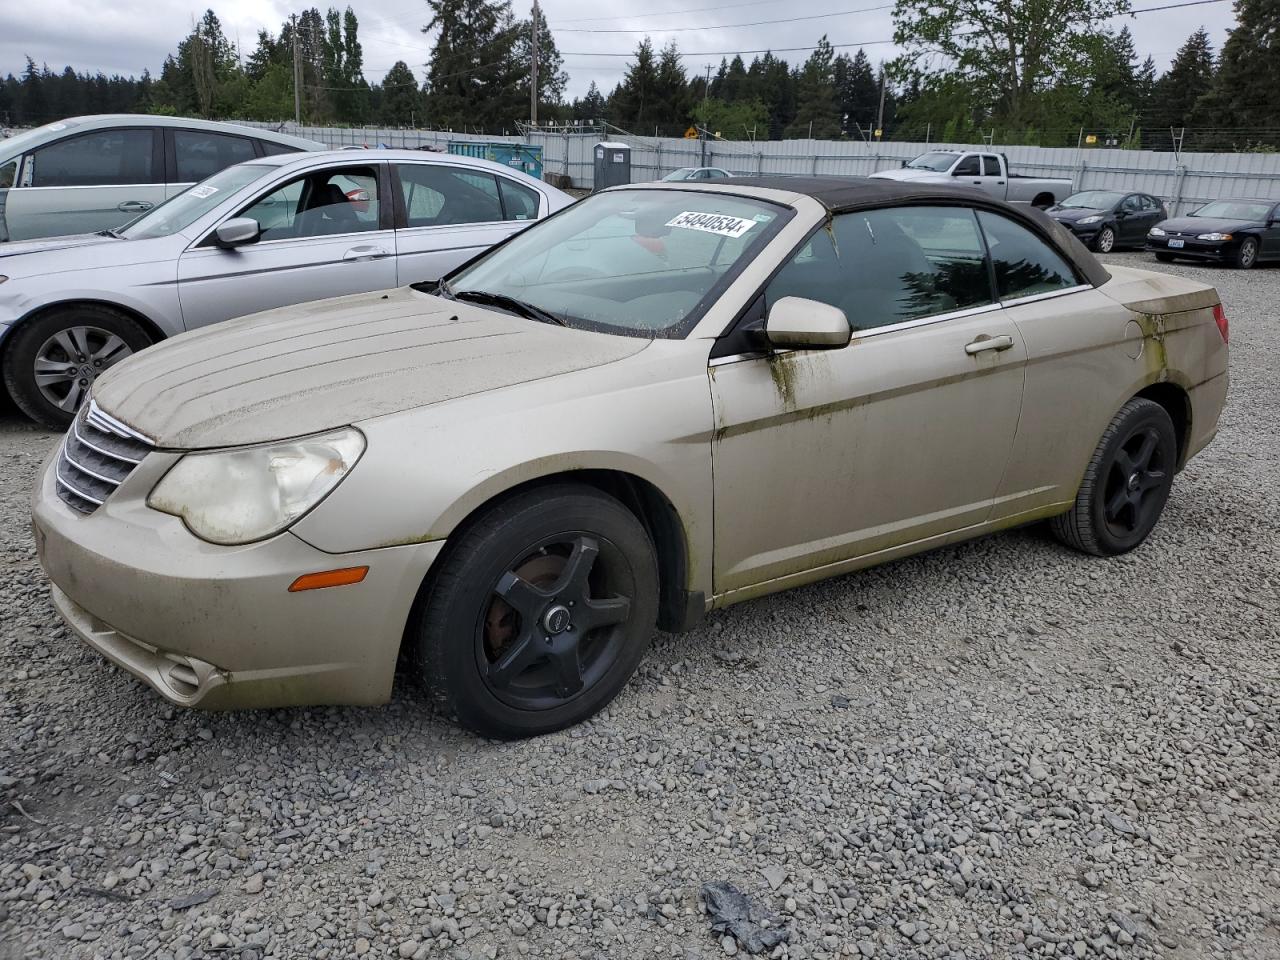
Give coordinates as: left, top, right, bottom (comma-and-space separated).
0, 158, 15, 189
258, 140, 303, 157
29, 129, 158, 187
1140, 195, 1160, 212
981, 155, 1001, 176
977, 211, 1079, 301
767, 206, 994, 331
1121, 195, 1141, 212
498, 177, 539, 221
174, 131, 257, 184
396, 164, 508, 227
238, 165, 381, 241
446, 189, 788, 337
709, 169, 729, 178
954, 156, 981, 176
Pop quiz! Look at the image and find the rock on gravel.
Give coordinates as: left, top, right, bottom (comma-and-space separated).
1, 255, 1278, 959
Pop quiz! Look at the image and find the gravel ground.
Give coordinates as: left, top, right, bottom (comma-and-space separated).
1, 253, 1277, 960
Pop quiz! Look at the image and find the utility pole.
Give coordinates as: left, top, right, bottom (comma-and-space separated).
530, 0, 539, 126
291, 14, 302, 125
875, 66, 886, 142
701, 63, 711, 167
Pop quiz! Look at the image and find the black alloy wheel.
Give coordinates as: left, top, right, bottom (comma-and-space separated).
412, 485, 658, 738
1050, 398, 1177, 556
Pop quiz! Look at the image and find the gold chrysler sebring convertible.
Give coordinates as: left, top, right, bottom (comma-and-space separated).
31, 178, 1229, 737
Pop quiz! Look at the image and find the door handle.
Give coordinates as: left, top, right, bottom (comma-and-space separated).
342, 246, 391, 262
117, 200, 153, 212
965, 334, 1015, 355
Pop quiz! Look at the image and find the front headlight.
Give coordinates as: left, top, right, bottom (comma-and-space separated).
1196, 232, 1232, 241
1078, 215, 1102, 225
147, 428, 365, 545
1149, 227, 1166, 237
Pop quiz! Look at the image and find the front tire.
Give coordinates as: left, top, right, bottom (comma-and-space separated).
411, 485, 659, 738
1234, 237, 1259, 269
1093, 226, 1116, 253
1050, 398, 1177, 557
1, 306, 151, 429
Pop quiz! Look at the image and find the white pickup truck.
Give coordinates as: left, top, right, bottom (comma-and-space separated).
870, 151, 1073, 208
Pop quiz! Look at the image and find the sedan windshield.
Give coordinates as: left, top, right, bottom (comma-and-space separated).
120, 164, 271, 240
444, 189, 789, 337
1192, 200, 1273, 221
905, 152, 959, 172
1058, 191, 1123, 209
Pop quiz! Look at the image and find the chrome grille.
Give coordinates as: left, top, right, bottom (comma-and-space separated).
56, 401, 154, 515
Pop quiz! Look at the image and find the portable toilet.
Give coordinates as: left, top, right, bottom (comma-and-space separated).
593, 141, 631, 191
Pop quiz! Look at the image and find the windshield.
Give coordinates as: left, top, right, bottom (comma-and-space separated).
1058, 191, 1123, 209
120, 164, 270, 240
905, 152, 959, 172
1192, 199, 1273, 221
0, 119, 84, 161
662, 168, 697, 181
444, 189, 790, 337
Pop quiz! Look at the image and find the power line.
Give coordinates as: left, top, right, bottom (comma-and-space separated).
549, 0, 786, 26
556, 4, 894, 34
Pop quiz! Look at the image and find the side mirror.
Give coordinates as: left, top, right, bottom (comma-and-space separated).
764, 297, 851, 351
214, 217, 261, 249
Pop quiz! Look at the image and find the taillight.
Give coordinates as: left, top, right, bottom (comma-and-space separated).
1213, 304, 1229, 343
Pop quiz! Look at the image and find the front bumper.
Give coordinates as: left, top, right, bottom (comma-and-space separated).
1053, 220, 1102, 242
1145, 237, 1234, 261
31, 444, 443, 709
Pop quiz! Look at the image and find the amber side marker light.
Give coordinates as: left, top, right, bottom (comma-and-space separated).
289, 567, 370, 592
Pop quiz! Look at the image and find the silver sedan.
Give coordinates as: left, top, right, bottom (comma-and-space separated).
0, 149, 573, 427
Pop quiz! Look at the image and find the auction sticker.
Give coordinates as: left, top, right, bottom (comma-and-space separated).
665, 211, 757, 238
189, 184, 219, 199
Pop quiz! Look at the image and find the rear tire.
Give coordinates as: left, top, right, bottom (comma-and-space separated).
2, 306, 151, 429
1050, 398, 1177, 557
1234, 237, 1259, 270
410, 485, 659, 738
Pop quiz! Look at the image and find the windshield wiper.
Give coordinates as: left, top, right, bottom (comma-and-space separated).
453, 289, 567, 326
96, 228, 124, 239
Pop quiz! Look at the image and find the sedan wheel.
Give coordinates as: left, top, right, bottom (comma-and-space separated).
2, 306, 151, 429
1050, 398, 1176, 556
1094, 226, 1116, 253
1235, 237, 1259, 269
412, 485, 658, 738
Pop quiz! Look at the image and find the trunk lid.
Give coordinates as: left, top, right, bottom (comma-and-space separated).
1098, 264, 1220, 315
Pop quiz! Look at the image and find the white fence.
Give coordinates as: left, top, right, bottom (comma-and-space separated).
241, 121, 1280, 216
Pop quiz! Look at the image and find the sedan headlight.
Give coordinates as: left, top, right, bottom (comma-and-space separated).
1196, 232, 1233, 241
147, 428, 365, 545
1149, 227, 1166, 237
1078, 215, 1102, 225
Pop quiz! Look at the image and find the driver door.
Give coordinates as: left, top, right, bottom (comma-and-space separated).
176, 162, 396, 330
709, 205, 1027, 597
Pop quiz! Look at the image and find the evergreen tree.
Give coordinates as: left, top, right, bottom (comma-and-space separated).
1149, 27, 1215, 129
570, 81, 607, 121
835, 49, 879, 135
379, 61, 421, 125
512, 4, 568, 111
786, 36, 840, 138
424, 0, 522, 130
608, 38, 660, 130
1197, 0, 1280, 142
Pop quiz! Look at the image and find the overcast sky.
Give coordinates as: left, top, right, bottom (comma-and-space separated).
0, 0, 1238, 103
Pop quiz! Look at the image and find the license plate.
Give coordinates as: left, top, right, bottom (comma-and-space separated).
1168, 239, 1185, 249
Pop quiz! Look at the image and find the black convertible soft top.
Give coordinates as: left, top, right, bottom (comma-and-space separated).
714, 175, 1112, 289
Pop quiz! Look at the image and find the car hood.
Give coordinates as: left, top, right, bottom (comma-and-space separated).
1158, 216, 1255, 235
0, 232, 117, 259
868, 167, 948, 181
1048, 207, 1107, 222
91, 286, 652, 449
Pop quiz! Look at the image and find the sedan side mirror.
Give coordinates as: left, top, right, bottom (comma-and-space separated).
764, 297, 851, 351
214, 217, 261, 249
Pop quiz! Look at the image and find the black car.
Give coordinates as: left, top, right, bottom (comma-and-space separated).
1146, 197, 1280, 269
1047, 190, 1166, 253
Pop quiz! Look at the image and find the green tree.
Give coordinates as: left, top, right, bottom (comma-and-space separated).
835, 48, 879, 135
1149, 27, 1215, 130
512, 4, 567, 111
891, 0, 1131, 124
693, 97, 768, 139
786, 36, 840, 138
608, 38, 660, 130
570, 81, 607, 121
379, 61, 422, 125
424, 0, 522, 130
1197, 0, 1280, 144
